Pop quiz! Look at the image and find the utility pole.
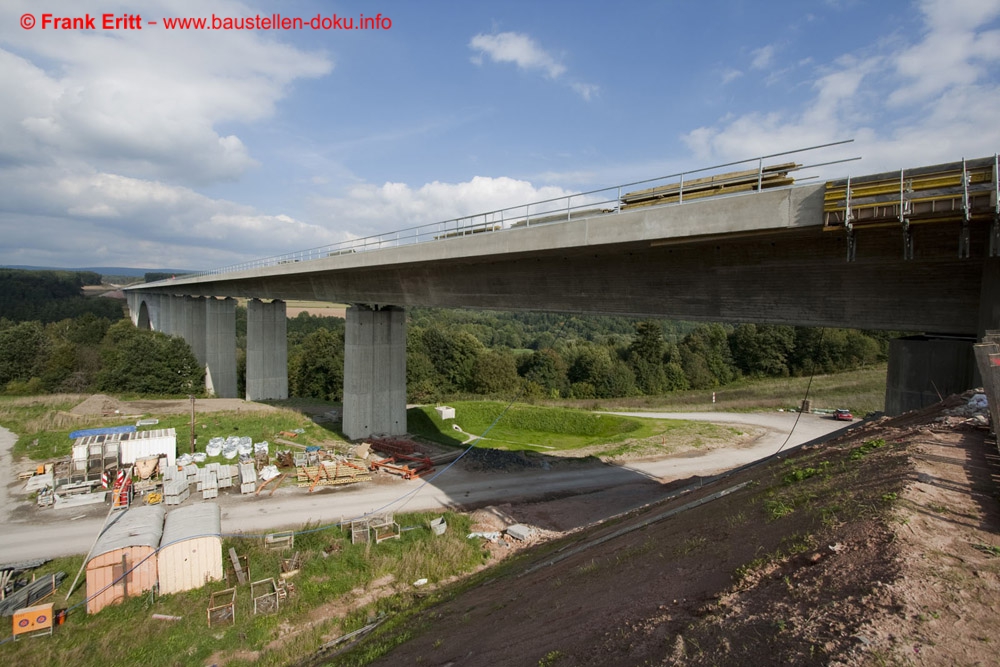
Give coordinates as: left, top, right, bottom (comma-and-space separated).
189, 394, 196, 454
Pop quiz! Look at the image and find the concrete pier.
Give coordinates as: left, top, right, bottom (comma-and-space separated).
884, 336, 977, 415
343, 305, 407, 440
182, 296, 207, 365
246, 298, 288, 401
205, 297, 237, 398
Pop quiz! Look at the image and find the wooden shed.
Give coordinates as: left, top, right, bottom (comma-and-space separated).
86, 505, 165, 614
157, 503, 224, 595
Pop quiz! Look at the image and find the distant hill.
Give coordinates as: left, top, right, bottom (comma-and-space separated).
1, 265, 197, 277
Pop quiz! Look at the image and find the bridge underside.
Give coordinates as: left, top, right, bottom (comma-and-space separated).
150, 221, 994, 335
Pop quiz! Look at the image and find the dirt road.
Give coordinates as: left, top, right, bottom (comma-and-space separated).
0, 412, 852, 563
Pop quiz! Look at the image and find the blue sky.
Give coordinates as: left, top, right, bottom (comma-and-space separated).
1, 0, 999, 269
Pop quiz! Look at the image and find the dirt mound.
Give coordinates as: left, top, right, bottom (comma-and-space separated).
69, 394, 128, 416
347, 397, 1000, 667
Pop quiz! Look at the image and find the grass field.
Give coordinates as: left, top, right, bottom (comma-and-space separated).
556, 365, 889, 416
408, 401, 747, 458
0, 395, 344, 462
0, 512, 485, 667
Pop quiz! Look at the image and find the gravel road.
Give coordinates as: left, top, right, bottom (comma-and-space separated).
0, 412, 852, 563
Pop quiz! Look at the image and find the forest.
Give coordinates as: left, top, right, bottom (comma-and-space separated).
0, 270, 897, 400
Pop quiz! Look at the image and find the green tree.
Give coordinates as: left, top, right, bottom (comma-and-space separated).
628, 321, 668, 394
471, 350, 521, 396
422, 327, 484, 392
680, 324, 735, 388
568, 346, 636, 398
0, 321, 49, 389
729, 324, 795, 378
96, 320, 203, 394
288, 328, 344, 401
519, 349, 569, 396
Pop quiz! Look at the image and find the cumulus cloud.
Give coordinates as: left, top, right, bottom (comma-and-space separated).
751, 44, 777, 70
681, 0, 1000, 174
3, 163, 343, 267
310, 175, 580, 239
468, 30, 597, 100
0, 0, 334, 268
0, 0, 331, 184
469, 31, 566, 78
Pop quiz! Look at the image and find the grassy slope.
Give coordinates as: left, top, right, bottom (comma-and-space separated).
408, 401, 744, 456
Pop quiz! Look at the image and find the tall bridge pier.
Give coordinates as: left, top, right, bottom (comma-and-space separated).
126, 292, 408, 437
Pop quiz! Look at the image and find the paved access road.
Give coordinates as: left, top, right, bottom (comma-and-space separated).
0, 412, 852, 563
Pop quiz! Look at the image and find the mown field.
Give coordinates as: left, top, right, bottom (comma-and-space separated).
407, 401, 748, 458
563, 365, 888, 416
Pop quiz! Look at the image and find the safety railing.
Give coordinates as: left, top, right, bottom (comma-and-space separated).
166, 141, 859, 282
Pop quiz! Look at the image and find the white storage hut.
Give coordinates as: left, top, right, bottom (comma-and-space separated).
86, 504, 165, 614
157, 503, 223, 595
119, 428, 177, 467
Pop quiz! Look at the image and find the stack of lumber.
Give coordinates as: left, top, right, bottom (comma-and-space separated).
296, 459, 371, 490
823, 157, 997, 227
621, 162, 797, 210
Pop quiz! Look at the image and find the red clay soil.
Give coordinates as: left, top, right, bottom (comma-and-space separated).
329, 396, 1000, 667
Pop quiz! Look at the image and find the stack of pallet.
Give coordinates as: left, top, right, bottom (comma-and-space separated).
196, 467, 219, 499
163, 477, 189, 505
296, 459, 371, 492
621, 162, 797, 210
238, 462, 256, 494
216, 463, 235, 489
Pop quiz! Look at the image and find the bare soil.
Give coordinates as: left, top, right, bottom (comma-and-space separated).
330, 395, 1000, 667
69, 394, 281, 416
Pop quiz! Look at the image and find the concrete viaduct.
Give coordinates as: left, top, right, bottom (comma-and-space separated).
124, 156, 1000, 438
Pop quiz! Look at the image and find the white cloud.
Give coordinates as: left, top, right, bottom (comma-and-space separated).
682, 0, 1000, 174
469, 31, 566, 78
468, 30, 599, 101
751, 44, 776, 70
570, 82, 600, 101
0, 2, 332, 184
0, 0, 334, 268
2, 163, 343, 267
721, 68, 743, 84
310, 175, 580, 239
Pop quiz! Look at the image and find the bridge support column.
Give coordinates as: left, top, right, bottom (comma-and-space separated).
884, 336, 977, 415
205, 297, 237, 398
179, 296, 206, 367
160, 294, 177, 336
885, 258, 1000, 416
343, 305, 407, 440
978, 257, 1000, 337
246, 299, 288, 401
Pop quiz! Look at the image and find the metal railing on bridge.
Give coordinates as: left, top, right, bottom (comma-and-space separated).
173, 141, 860, 282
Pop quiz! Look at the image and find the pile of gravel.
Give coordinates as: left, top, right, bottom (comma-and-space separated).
459, 447, 539, 473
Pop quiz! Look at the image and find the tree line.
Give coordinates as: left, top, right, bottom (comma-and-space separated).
0, 269, 896, 400
0, 269, 123, 322
283, 308, 897, 403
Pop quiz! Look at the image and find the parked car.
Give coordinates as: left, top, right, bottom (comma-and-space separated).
834, 408, 853, 421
